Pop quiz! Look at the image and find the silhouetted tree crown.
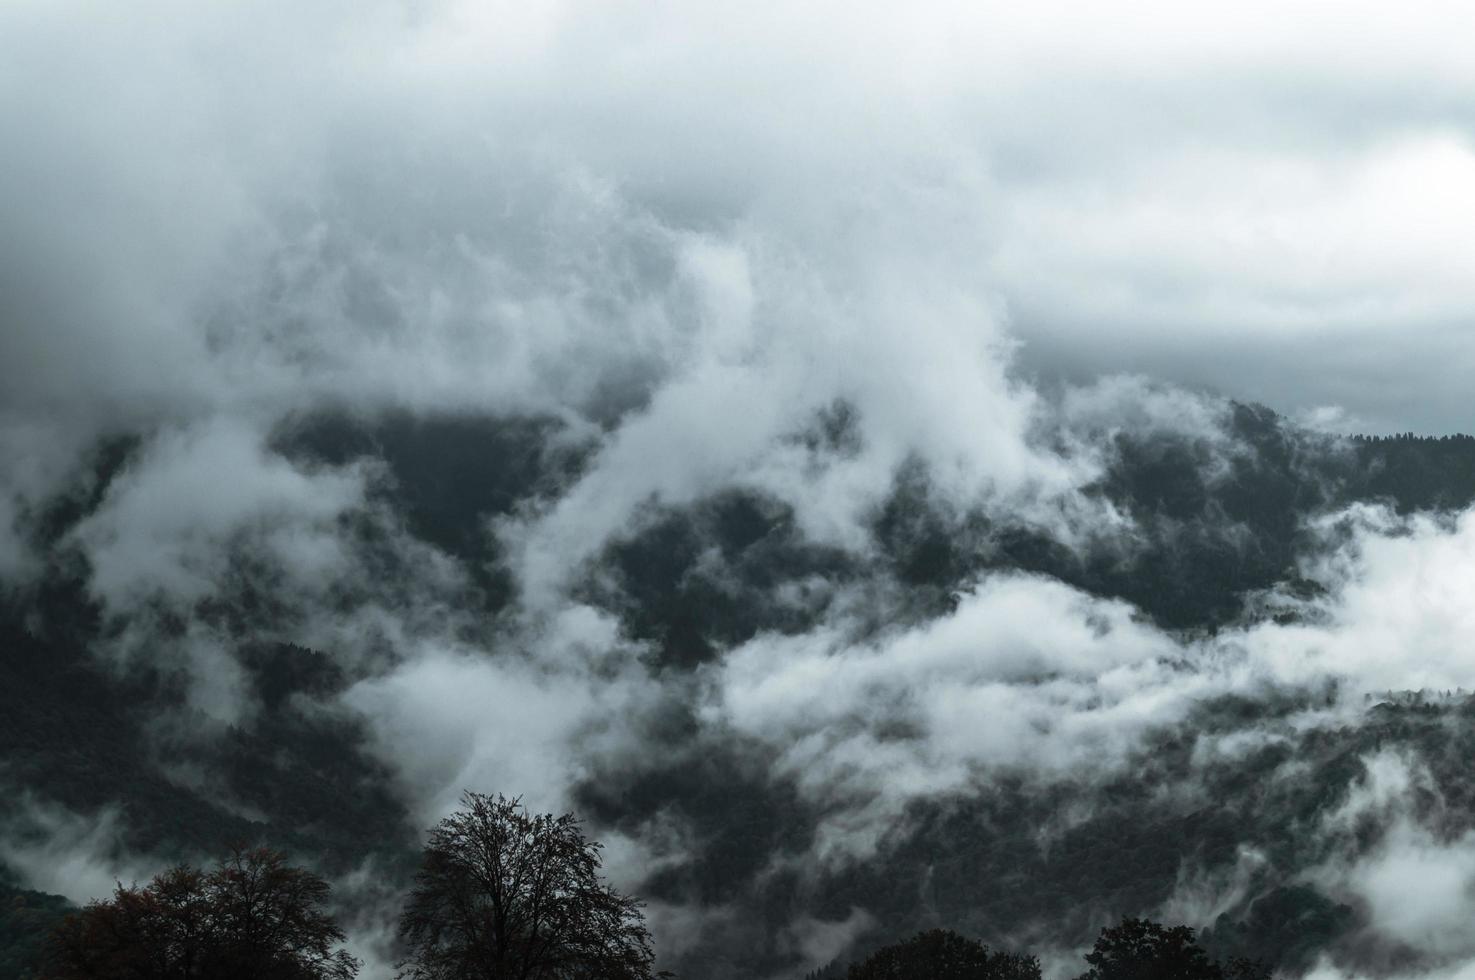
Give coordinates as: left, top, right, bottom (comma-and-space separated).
396, 791, 662, 980
41, 846, 358, 980
1077, 917, 1252, 980
846, 929, 1040, 980
1217, 957, 1272, 980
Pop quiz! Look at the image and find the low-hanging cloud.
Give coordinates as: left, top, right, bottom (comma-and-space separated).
7, 2, 1475, 978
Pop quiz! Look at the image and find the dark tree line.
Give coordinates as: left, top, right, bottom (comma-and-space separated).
1078, 918, 1269, 980
42, 847, 358, 980
842, 928, 1039, 979
31, 794, 663, 980
20, 791, 1282, 980
810, 918, 1270, 980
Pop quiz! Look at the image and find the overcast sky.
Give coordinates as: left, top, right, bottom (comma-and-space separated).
3, 0, 1475, 437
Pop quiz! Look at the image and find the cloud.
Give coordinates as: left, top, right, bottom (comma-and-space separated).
9, 1, 1475, 975
0, 796, 166, 903
342, 602, 661, 823
779, 907, 876, 978
1297, 751, 1475, 967
70, 416, 367, 611
496, 234, 1075, 610
3, 0, 1475, 459
1241, 505, 1475, 693
678, 497, 1475, 873
705, 574, 1220, 860
1002, 133, 1475, 432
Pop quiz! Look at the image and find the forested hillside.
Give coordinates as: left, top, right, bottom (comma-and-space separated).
7, 406, 1475, 977
0, 878, 69, 980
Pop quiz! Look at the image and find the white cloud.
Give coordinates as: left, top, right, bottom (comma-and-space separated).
70, 416, 366, 610
706, 575, 1218, 859
343, 603, 658, 823
0, 796, 167, 903
1304, 751, 1475, 963
1243, 506, 1475, 693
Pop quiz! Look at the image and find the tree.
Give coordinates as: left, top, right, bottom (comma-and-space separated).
1218, 957, 1272, 980
42, 846, 358, 980
1076, 918, 1221, 980
1, 881, 71, 980
396, 791, 662, 980
847, 929, 1040, 980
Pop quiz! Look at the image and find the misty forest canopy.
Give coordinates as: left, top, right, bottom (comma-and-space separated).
7, 399, 1475, 978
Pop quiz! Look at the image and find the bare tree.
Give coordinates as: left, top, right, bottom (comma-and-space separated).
396, 792, 663, 980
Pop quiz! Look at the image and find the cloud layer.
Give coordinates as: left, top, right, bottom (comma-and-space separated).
7, 3, 1475, 978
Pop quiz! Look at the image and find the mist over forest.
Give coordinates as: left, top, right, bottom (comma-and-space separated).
7, 3, 1475, 978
